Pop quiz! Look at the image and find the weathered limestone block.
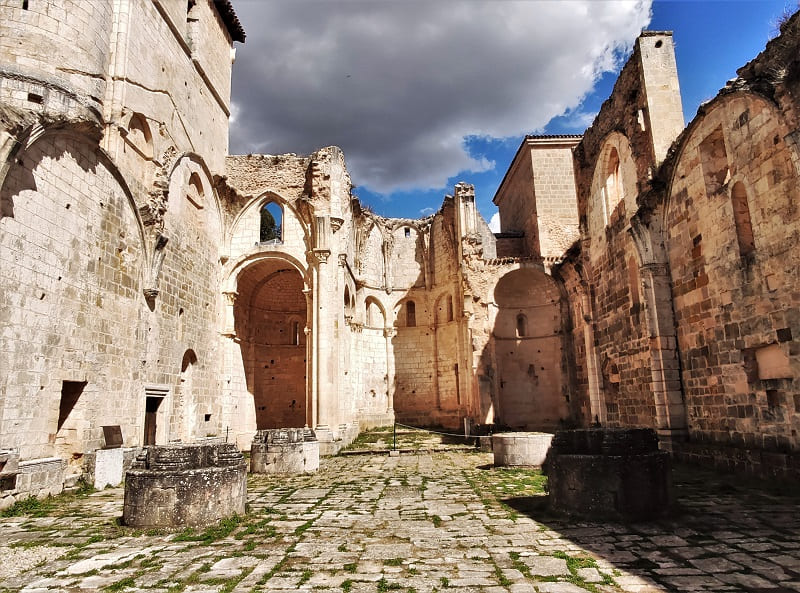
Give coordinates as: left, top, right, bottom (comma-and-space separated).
91, 448, 124, 490
545, 428, 672, 521
493, 432, 553, 467
250, 428, 319, 474
0, 449, 20, 491
122, 444, 246, 528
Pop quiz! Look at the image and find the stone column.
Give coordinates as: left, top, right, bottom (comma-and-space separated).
221, 291, 238, 338
640, 263, 687, 449
579, 285, 606, 424
383, 327, 396, 415
312, 215, 338, 433
303, 288, 312, 428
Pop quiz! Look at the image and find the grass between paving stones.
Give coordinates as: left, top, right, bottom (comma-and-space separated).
508, 550, 616, 593
377, 576, 404, 591
1, 480, 96, 517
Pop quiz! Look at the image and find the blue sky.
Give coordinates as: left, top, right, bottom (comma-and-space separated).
351, 1, 792, 223
229, 1, 793, 224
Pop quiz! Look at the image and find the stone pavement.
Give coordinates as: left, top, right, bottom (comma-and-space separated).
0, 448, 799, 593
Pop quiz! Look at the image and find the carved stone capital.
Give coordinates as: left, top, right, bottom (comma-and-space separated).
383, 327, 397, 338
313, 249, 331, 264
222, 291, 238, 306
338, 253, 348, 267
640, 262, 670, 277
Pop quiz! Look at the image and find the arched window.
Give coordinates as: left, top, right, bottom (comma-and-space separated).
186, 172, 204, 209
126, 113, 153, 158
516, 313, 528, 338
291, 320, 300, 346
731, 182, 755, 257
260, 202, 283, 243
447, 295, 454, 322
603, 147, 622, 223
406, 301, 416, 327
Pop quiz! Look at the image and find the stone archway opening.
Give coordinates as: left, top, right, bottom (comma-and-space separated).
234, 259, 308, 429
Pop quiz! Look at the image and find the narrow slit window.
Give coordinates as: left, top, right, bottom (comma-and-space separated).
406, 301, 416, 327
516, 314, 528, 338
731, 182, 755, 257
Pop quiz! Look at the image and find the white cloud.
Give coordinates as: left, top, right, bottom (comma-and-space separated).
488, 212, 501, 234
229, 0, 652, 195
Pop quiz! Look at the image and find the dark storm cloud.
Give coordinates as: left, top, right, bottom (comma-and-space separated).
229, 0, 651, 194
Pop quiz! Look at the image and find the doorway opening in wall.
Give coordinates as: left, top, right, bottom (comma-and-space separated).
56, 380, 87, 462
234, 259, 308, 430
144, 396, 163, 446
58, 381, 86, 431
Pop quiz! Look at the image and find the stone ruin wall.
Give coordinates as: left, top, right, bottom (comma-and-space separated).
2, 0, 799, 487
666, 92, 800, 469
557, 16, 800, 476
0, 0, 240, 467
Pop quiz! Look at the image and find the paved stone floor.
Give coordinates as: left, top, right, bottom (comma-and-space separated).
1, 448, 799, 593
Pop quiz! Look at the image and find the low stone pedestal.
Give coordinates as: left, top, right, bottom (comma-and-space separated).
85, 448, 125, 490
250, 428, 319, 474
493, 432, 553, 467
545, 428, 672, 521
123, 443, 246, 527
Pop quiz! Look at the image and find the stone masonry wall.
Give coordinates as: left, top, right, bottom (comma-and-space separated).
666, 92, 800, 464
0, 132, 145, 461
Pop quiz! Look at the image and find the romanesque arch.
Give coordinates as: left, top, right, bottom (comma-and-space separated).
0, 126, 147, 459
231, 255, 309, 429
664, 91, 800, 449
587, 132, 638, 261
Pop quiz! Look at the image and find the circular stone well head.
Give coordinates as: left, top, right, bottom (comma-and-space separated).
492, 432, 554, 467
544, 428, 673, 521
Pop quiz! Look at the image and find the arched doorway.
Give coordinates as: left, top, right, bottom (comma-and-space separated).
234, 258, 308, 429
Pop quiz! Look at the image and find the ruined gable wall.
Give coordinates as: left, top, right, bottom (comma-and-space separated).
666, 92, 800, 476
224, 154, 310, 263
